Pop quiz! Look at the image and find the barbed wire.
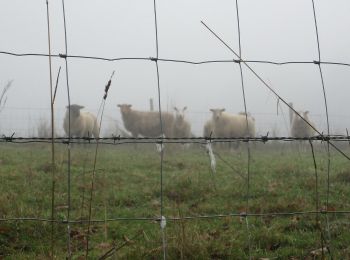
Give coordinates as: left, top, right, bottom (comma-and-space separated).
1, 135, 350, 144
1, 0, 350, 259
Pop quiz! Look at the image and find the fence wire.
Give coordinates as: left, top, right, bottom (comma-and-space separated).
2, 135, 350, 144
1, 0, 350, 259
1, 50, 350, 68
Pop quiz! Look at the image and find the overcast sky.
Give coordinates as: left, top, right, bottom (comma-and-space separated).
0, 0, 350, 136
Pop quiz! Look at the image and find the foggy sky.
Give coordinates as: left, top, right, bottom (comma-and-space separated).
1, 0, 350, 137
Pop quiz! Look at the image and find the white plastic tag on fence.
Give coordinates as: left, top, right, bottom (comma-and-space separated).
206, 141, 216, 174
156, 134, 165, 153
160, 216, 166, 229
156, 143, 164, 153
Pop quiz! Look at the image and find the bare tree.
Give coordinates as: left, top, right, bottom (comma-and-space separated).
0, 80, 13, 113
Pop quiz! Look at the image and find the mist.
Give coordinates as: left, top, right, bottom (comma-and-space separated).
1, 0, 350, 138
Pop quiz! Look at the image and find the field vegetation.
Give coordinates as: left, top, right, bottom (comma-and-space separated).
0, 141, 350, 259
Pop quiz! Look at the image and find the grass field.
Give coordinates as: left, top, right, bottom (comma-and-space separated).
1, 141, 350, 259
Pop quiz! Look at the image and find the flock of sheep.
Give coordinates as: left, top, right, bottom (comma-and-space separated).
63, 102, 316, 145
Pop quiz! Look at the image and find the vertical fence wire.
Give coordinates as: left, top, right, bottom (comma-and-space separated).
200, 20, 350, 161
234, 1, 252, 258
311, 1, 332, 257
60, 0, 72, 258
152, 0, 167, 259
45, 1, 56, 258
3, 2, 350, 259
309, 140, 327, 258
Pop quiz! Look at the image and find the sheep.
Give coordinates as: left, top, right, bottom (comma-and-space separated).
209, 108, 255, 148
289, 103, 316, 138
210, 108, 255, 137
63, 104, 99, 139
117, 104, 175, 138
203, 119, 214, 138
173, 106, 192, 138
173, 106, 192, 149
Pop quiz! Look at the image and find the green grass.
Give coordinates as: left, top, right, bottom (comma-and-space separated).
1, 142, 350, 259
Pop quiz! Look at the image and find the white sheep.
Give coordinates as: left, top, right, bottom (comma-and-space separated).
63, 104, 99, 139
203, 119, 214, 138
209, 108, 255, 148
117, 104, 175, 138
289, 103, 316, 138
173, 106, 192, 138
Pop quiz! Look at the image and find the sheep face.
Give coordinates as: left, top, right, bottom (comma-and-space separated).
63, 104, 99, 139
294, 111, 309, 124
117, 104, 132, 114
174, 106, 187, 121
66, 104, 84, 118
290, 110, 315, 138
210, 108, 225, 122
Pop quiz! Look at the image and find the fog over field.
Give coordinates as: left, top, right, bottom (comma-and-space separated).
1, 0, 350, 137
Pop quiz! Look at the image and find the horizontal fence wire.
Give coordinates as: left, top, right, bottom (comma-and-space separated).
1, 210, 350, 224
1, 135, 350, 143
1, 51, 350, 67
2, 1, 350, 258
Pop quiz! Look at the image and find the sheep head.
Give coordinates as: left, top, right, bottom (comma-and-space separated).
174, 106, 187, 121
210, 108, 225, 121
66, 104, 84, 117
117, 104, 132, 114
297, 111, 311, 125
293, 110, 313, 127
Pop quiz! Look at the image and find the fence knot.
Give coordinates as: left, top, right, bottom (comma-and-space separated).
233, 59, 241, 64
313, 60, 321, 65
149, 57, 158, 62
59, 53, 67, 59
320, 208, 327, 214
206, 131, 213, 143
320, 135, 330, 142
83, 134, 91, 143
112, 134, 121, 144
2, 133, 15, 142
261, 132, 269, 143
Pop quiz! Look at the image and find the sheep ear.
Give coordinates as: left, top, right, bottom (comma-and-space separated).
183, 106, 187, 111
221, 108, 226, 112
127, 104, 132, 108
77, 105, 84, 109
209, 109, 214, 112
117, 104, 121, 107
174, 107, 178, 111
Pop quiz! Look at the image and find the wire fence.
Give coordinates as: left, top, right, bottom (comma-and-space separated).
1, 0, 350, 259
